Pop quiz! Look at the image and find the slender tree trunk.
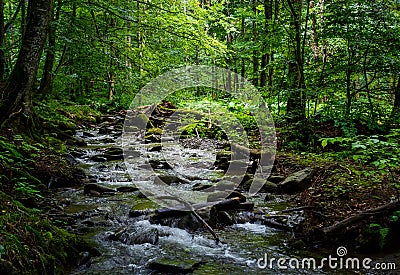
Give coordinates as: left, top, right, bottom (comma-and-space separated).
0, 0, 53, 129
286, 0, 306, 122
21, 0, 26, 37
240, 0, 245, 78
260, 0, 272, 89
38, 0, 60, 98
252, 0, 259, 87
346, 41, 352, 116
0, 0, 5, 81
108, 13, 116, 101
391, 74, 400, 120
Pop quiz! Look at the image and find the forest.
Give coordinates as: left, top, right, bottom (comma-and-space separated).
0, 0, 400, 274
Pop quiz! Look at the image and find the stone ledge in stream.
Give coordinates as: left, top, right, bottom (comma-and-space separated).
240, 178, 278, 193
147, 259, 205, 274
154, 175, 189, 185
116, 186, 139, 193
84, 183, 139, 196
107, 227, 159, 245
90, 147, 140, 162
84, 183, 116, 195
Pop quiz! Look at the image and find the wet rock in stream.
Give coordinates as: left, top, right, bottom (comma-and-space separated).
90, 155, 108, 162
149, 159, 173, 169
108, 227, 159, 245
147, 259, 205, 274
241, 177, 278, 192
84, 183, 116, 195
154, 175, 189, 185
129, 209, 153, 218
267, 174, 286, 184
91, 147, 126, 162
116, 186, 138, 193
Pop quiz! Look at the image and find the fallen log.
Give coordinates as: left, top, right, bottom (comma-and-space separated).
321, 201, 400, 235
282, 206, 314, 213
256, 215, 292, 231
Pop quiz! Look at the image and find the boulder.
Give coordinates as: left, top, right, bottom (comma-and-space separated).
267, 175, 286, 184
108, 227, 159, 245
217, 211, 234, 225
84, 183, 116, 195
91, 147, 127, 162
241, 177, 277, 193
278, 168, 316, 193
90, 155, 108, 162
154, 175, 188, 185
192, 183, 214, 191
116, 186, 139, 193
261, 181, 278, 192
129, 209, 152, 218
98, 126, 114, 135
103, 147, 123, 161
132, 113, 151, 129
214, 150, 231, 170
127, 228, 159, 245
65, 137, 87, 146
225, 191, 246, 202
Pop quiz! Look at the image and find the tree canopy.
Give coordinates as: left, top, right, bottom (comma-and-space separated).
0, 0, 398, 130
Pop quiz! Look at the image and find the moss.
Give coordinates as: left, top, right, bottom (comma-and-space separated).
0, 192, 89, 274
146, 127, 162, 135
131, 196, 160, 210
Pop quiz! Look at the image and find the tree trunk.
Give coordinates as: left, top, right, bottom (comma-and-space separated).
391, 73, 400, 121
252, 0, 259, 87
240, 0, 245, 78
38, 0, 60, 98
108, 14, 116, 101
0, 0, 5, 81
286, 0, 306, 122
260, 0, 273, 89
21, 0, 26, 37
0, 0, 53, 129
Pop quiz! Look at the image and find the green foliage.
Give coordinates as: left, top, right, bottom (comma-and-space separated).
368, 223, 390, 249
0, 135, 43, 198
390, 210, 400, 222
320, 130, 400, 174
15, 177, 43, 199
0, 192, 84, 273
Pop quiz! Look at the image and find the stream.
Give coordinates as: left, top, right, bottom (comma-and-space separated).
54, 114, 349, 274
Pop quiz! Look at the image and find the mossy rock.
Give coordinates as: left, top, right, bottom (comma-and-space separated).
58, 120, 77, 132
146, 128, 163, 135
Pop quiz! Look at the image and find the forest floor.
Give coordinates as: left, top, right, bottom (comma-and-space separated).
273, 120, 400, 252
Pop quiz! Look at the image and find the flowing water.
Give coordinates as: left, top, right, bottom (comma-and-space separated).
55, 119, 338, 274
